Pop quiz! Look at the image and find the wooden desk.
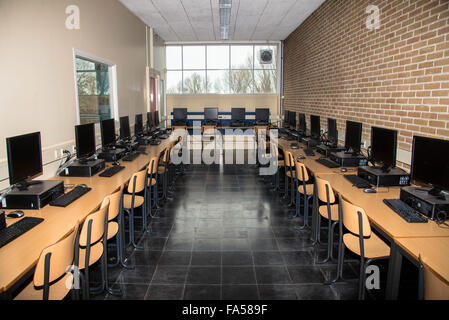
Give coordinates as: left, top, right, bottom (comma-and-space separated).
0, 137, 173, 296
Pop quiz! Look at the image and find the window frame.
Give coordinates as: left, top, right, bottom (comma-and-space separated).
166, 42, 280, 95
72, 49, 119, 127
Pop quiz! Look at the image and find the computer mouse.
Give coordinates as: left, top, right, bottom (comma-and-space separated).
363, 188, 377, 194
7, 211, 25, 219
341, 168, 348, 173
297, 156, 306, 160
79, 184, 88, 189
112, 161, 120, 166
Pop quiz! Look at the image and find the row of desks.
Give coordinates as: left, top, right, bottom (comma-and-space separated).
278, 138, 449, 299
0, 137, 174, 296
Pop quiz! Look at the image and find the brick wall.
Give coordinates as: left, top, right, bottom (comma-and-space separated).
283, 0, 449, 168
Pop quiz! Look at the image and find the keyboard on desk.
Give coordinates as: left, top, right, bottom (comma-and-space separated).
304, 149, 315, 156
122, 153, 140, 162
0, 217, 44, 248
99, 166, 125, 177
316, 158, 340, 168
50, 185, 91, 207
344, 175, 371, 188
159, 134, 169, 140
384, 199, 428, 223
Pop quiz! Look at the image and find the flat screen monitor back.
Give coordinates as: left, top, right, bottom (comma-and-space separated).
232, 108, 246, 121
75, 123, 96, 159
411, 136, 449, 193
154, 111, 160, 127
204, 108, 218, 121
298, 114, 306, 132
135, 114, 143, 135
100, 119, 116, 147
6, 132, 43, 185
371, 126, 397, 169
345, 121, 362, 152
174, 108, 188, 121
120, 116, 131, 140
147, 112, 154, 129
289, 112, 296, 129
256, 109, 270, 122
311, 115, 321, 139
327, 118, 338, 144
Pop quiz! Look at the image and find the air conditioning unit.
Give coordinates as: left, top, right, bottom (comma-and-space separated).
259, 49, 273, 64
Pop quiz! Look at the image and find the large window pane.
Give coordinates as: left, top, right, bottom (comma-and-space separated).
230, 70, 253, 93
75, 57, 111, 124
183, 46, 205, 70
207, 45, 229, 69
254, 45, 277, 69
231, 46, 253, 69
166, 46, 182, 70
183, 71, 206, 94
207, 70, 230, 94
254, 70, 277, 93
167, 71, 183, 94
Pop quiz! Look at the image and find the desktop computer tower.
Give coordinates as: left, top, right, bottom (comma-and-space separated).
98, 148, 126, 162
0, 180, 65, 210
400, 187, 449, 221
59, 159, 105, 177
302, 138, 319, 148
316, 145, 346, 157
357, 166, 410, 187
329, 152, 368, 167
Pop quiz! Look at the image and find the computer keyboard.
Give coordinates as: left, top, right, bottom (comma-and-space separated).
150, 139, 161, 145
50, 186, 91, 207
344, 175, 371, 189
315, 158, 341, 168
99, 166, 125, 177
383, 199, 428, 223
159, 134, 169, 140
304, 149, 315, 156
0, 217, 44, 248
137, 147, 146, 152
122, 153, 140, 162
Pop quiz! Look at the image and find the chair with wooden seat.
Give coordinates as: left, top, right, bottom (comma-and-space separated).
15, 225, 78, 300
339, 197, 390, 300
315, 177, 340, 264
158, 145, 174, 203
269, 142, 284, 191
293, 160, 314, 228
418, 255, 449, 300
103, 185, 134, 271
145, 156, 159, 220
76, 200, 109, 300
123, 170, 147, 249
281, 150, 296, 206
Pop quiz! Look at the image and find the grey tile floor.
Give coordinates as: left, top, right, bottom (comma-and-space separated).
89, 163, 417, 300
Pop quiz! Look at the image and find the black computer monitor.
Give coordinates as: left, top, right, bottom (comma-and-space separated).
371, 126, 397, 171
154, 111, 160, 127
345, 120, 363, 153
284, 110, 289, 127
298, 113, 306, 133
328, 118, 338, 145
204, 108, 219, 121
135, 114, 143, 136
147, 112, 154, 130
256, 108, 270, 123
411, 136, 449, 196
289, 112, 296, 129
311, 115, 321, 139
75, 123, 96, 160
174, 108, 188, 122
6, 132, 43, 187
120, 116, 131, 140
100, 119, 116, 147
232, 108, 246, 122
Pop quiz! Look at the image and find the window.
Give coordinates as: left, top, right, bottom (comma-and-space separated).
75, 57, 112, 124
166, 44, 278, 94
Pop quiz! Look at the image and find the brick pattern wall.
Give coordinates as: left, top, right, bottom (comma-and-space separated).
283, 0, 449, 168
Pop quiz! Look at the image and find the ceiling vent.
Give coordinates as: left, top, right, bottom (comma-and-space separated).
219, 0, 232, 40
